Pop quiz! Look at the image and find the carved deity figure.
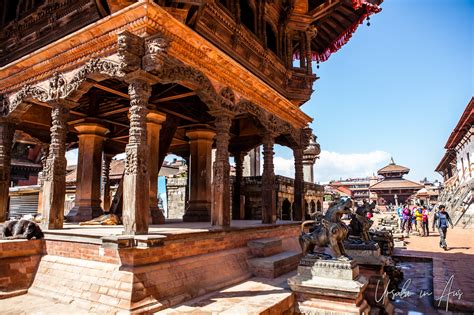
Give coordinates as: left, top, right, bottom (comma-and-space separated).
299, 197, 353, 260
348, 200, 376, 243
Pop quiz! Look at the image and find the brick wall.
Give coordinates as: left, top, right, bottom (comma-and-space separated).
0, 240, 44, 297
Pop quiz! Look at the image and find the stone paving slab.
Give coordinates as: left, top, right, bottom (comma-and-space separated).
156, 271, 296, 314
0, 294, 91, 315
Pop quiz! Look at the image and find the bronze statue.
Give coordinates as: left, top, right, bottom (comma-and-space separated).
1, 219, 44, 240
348, 200, 376, 243
299, 198, 353, 260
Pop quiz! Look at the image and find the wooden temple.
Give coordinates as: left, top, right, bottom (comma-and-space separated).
369, 158, 423, 206
0, 0, 382, 234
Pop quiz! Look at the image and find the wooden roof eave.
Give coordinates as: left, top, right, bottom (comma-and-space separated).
1, 1, 311, 129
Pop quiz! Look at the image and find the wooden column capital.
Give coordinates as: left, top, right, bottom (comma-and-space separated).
146, 111, 167, 126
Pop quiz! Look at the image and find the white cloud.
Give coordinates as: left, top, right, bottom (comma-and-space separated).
65, 149, 78, 166
315, 150, 391, 183
272, 150, 391, 184
273, 156, 296, 178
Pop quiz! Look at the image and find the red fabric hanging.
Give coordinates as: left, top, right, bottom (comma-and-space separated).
294, 1, 381, 63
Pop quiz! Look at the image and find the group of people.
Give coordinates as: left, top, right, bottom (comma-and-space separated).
397, 204, 454, 250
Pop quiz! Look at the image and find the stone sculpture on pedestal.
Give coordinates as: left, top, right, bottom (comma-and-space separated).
344, 201, 395, 314
288, 198, 371, 314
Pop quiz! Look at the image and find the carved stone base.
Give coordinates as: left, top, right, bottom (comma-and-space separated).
343, 244, 394, 314
288, 257, 370, 314
150, 205, 165, 224
344, 242, 386, 266
183, 201, 211, 222
362, 267, 394, 314
66, 204, 103, 222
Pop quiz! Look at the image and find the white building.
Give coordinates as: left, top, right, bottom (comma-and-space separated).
435, 97, 474, 228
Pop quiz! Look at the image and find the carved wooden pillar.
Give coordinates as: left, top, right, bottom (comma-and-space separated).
184, 128, 215, 222
286, 31, 293, 68
305, 31, 313, 74
101, 152, 113, 212
211, 111, 233, 227
67, 121, 109, 222
0, 121, 14, 222
293, 147, 305, 221
299, 31, 306, 69
41, 102, 69, 229
123, 79, 150, 235
37, 144, 49, 214
147, 111, 166, 224
262, 133, 276, 224
232, 151, 245, 220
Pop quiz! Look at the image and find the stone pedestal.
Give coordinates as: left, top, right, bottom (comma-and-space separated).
67, 122, 109, 222
288, 257, 370, 314
183, 128, 215, 222
147, 111, 166, 224
344, 242, 393, 314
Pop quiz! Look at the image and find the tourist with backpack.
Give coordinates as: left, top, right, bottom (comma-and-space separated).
432, 205, 454, 250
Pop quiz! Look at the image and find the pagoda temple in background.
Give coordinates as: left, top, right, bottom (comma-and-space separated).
369, 158, 423, 206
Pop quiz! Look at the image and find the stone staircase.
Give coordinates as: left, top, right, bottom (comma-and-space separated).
247, 238, 301, 278
439, 180, 474, 229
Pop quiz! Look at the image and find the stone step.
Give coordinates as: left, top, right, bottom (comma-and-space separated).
157, 271, 296, 315
247, 237, 282, 257
248, 251, 301, 278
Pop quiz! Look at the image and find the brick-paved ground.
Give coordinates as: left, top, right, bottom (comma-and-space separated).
386, 212, 474, 313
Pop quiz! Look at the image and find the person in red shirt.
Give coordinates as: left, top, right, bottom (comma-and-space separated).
421, 206, 430, 236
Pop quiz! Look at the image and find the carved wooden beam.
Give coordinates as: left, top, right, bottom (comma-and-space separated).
154, 91, 196, 103
156, 107, 199, 123
93, 83, 129, 99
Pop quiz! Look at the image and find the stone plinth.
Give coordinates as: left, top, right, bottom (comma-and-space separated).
344, 242, 385, 266
288, 257, 370, 314
344, 242, 393, 314
24, 222, 301, 313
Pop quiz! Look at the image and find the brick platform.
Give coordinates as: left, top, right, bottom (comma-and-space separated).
0, 221, 301, 313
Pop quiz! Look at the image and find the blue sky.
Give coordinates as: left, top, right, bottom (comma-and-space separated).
274, 0, 473, 183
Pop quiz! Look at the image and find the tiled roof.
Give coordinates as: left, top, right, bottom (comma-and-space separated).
378, 163, 410, 174
370, 179, 423, 190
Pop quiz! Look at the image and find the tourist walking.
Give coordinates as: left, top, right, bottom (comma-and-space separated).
414, 206, 423, 233
401, 204, 412, 237
432, 205, 454, 250
421, 206, 430, 236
